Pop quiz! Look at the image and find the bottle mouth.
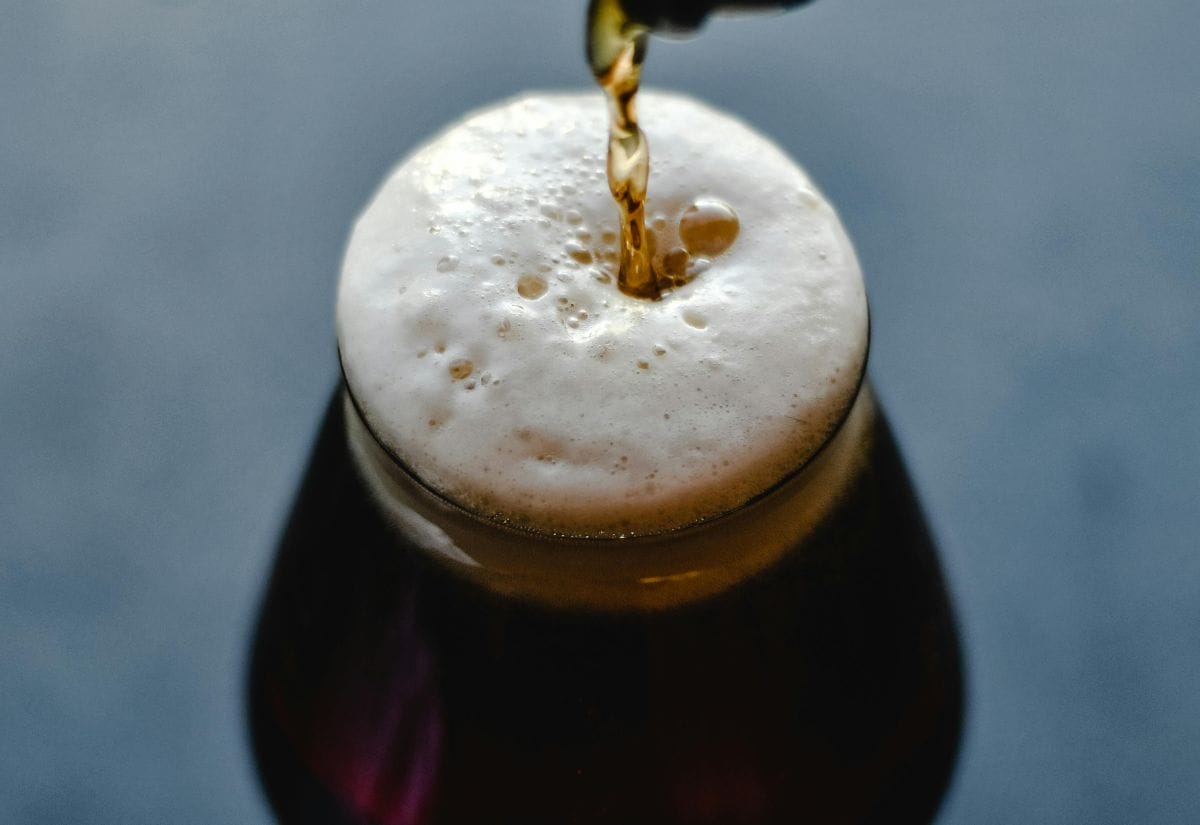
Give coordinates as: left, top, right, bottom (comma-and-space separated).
339, 320, 871, 611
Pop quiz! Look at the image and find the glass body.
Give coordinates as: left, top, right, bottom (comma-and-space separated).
248, 380, 963, 825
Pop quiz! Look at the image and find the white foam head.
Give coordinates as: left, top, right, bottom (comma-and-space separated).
337, 91, 868, 537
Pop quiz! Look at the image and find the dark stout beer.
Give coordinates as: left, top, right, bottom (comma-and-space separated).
249, 387, 962, 824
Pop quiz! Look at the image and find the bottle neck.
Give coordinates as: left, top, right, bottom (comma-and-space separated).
345, 382, 877, 611
609, 0, 814, 33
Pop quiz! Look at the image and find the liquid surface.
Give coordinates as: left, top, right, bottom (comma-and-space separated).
337, 92, 868, 536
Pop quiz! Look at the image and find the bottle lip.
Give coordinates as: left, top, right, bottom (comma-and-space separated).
339, 311, 870, 544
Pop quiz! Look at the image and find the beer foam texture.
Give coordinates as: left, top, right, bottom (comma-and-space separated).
338, 91, 868, 536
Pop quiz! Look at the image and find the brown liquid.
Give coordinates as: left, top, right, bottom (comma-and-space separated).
589, 0, 658, 298
247, 388, 963, 824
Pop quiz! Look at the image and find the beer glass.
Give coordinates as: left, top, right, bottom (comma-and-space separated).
248, 88, 963, 825
248, 379, 962, 825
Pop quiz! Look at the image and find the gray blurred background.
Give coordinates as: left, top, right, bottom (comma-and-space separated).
2, 0, 1197, 822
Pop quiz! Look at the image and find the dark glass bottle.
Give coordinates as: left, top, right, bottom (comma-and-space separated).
614, 0, 815, 33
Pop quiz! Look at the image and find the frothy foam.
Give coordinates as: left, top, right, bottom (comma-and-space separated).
337, 91, 868, 536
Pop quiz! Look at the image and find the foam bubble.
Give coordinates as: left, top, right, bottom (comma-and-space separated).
565, 242, 594, 264
516, 275, 548, 300
448, 359, 474, 381
337, 91, 868, 536
679, 197, 739, 257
